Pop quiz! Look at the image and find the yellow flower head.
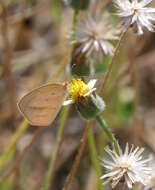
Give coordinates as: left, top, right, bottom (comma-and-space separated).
68, 79, 89, 101
63, 78, 97, 106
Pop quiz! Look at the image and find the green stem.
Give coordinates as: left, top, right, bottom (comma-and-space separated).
0, 120, 29, 172
88, 128, 103, 190
41, 106, 69, 190
72, 9, 79, 41
96, 115, 120, 155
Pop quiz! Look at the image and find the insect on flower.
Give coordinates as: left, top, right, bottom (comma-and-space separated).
18, 83, 67, 126
18, 79, 105, 125
100, 143, 152, 189
113, 0, 155, 35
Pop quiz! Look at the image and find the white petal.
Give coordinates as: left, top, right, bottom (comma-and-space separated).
88, 79, 97, 89
112, 179, 120, 188
82, 40, 92, 53
94, 40, 99, 51
140, 0, 152, 7
84, 88, 96, 97
63, 99, 75, 106
142, 8, 155, 13
125, 174, 133, 188
100, 169, 121, 179
137, 21, 144, 35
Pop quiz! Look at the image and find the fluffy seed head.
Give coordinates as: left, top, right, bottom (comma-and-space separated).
113, 0, 155, 35
100, 143, 152, 188
73, 14, 120, 58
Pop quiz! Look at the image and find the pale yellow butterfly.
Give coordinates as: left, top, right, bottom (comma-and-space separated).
18, 83, 67, 126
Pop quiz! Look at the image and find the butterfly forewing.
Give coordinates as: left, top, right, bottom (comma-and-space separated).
18, 83, 67, 126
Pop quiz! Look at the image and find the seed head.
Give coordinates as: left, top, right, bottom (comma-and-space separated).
73, 14, 120, 58
101, 143, 152, 188
113, 0, 155, 35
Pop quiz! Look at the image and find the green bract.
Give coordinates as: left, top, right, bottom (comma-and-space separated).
67, 0, 91, 11
76, 93, 105, 120
67, 59, 94, 77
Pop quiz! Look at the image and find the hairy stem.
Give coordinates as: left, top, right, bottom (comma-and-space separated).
96, 115, 120, 155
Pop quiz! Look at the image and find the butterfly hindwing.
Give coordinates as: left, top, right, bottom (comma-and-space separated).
18, 83, 67, 126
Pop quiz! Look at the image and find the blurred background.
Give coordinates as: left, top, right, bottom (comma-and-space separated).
0, 0, 155, 189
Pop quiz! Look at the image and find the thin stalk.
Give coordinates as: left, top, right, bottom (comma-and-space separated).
88, 128, 102, 190
120, 182, 126, 190
0, 120, 28, 172
72, 9, 79, 41
42, 106, 69, 190
63, 120, 93, 190
99, 27, 129, 95
96, 115, 120, 155
0, 0, 17, 126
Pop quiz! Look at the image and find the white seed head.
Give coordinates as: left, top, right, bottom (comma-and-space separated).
100, 143, 152, 189
139, 159, 155, 190
73, 14, 120, 59
113, 0, 155, 35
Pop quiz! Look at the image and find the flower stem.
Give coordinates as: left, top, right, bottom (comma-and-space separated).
42, 106, 69, 190
120, 182, 126, 190
63, 120, 93, 190
0, 127, 43, 183
96, 115, 120, 155
72, 9, 79, 41
0, 120, 28, 172
99, 27, 129, 95
1, 1, 18, 127
88, 128, 103, 190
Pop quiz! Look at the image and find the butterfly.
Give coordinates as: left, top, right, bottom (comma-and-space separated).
18, 83, 67, 126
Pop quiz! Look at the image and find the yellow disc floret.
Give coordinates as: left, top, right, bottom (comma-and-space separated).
68, 79, 90, 101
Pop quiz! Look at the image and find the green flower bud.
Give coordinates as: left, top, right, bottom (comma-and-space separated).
76, 93, 105, 120
66, 0, 91, 11
66, 43, 94, 77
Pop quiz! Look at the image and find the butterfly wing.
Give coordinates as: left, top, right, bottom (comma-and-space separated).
18, 83, 67, 126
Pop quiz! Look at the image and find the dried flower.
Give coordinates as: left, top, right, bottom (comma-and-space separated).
138, 160, 155, 190
113, 0, 155, 35
100, 143, 152, 188
63, 78, 97, 105
73, 14, 120, 58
